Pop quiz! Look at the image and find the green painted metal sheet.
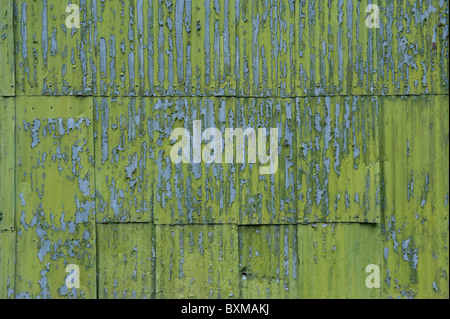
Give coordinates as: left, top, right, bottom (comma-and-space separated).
376, 0, 449, 95
14, 97, 96, 298
239, 225, 297, 298
296, 96, 381, 223
97, 223, 155, 298
297, 223, 382, 299
92, 0, 236, 97
236, 0, 295, 97
0, 98, 14, 300
295, 0, 377, 96
0, 230, 15, 298
93, 0, 139, 96
380, 95, 449, 298
155, 224, 239, 298
0, 0, 15, 96
294, 0, 449, 96
0, 97, 15, 231
94, 97, 154, 223
14, 0, 92, 95
152, 97, 238, 224
236, 98, 295, 224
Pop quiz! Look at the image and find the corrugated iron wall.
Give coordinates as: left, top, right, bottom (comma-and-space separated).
0, 0, 448, 299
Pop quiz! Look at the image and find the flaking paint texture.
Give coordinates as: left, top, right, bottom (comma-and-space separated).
0, 0, 448, 299
379, 95, 449, 298
97, 223, 155, 298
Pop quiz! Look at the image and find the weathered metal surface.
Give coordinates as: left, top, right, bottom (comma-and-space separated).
0, 229, 15, 298
152, 97, 238, 224
0, 96, 15, 299
11, 0, 449, 96
155, 224, 239, 298
294, 0, 449, 96
236, 98, 295, 224
0, 0, 15, 96
236, 0, 295, 97
94, 97, 154, 223
14, 0, 92, 95
296, 96, 381, 223
239, 225, 297, 298
376, 0, 449, 95
295, 0, 377, 96
92, 0, 236, 96
0, 0, 448, 300
297, 222, 382, 299
0, 97, 15, 231
380, 95, 449, 298
97, 223, 155, 298
14, 97, 96, 298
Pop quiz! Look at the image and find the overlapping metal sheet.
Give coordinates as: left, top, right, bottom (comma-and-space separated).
380, 95, 449, 298
14, 97, 96, 298
155, 224, 239, 298
0, 230, 15, 298
97, 223, 154, 298
297, 222, 382, 299
0, 1, 15, 96
14, 0, 92, 95
239, 225, 297, 298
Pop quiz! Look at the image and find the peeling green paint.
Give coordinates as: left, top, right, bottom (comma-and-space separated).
14, 97, 96, 298
97, 223, 155, 298
0, 0, 15, 96
0, 0, 448, 299
94, 97, 154, 223
380, 95, 449, 298
239, 225, 297, 298
155, 224, 239, 298
297, 223, 382, 299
